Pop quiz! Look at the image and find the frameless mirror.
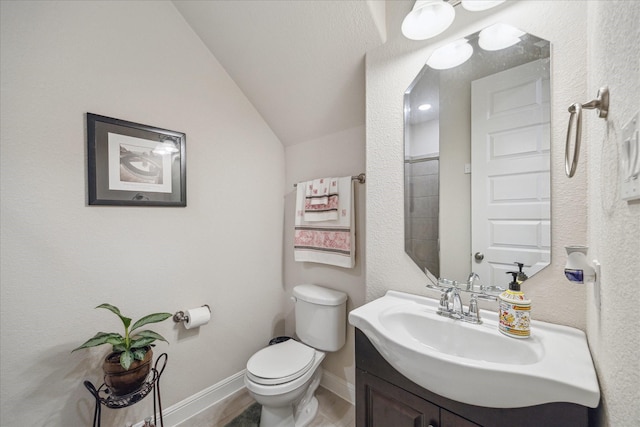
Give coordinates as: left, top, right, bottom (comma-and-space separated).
404, 24, 551, 288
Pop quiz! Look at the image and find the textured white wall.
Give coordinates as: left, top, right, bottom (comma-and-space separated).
284, 125, 366, 391
366, 0, 590, 328
585, 2, 640, 426
0, 1, 285, 425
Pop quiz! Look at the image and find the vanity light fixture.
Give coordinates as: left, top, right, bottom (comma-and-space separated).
402, 0, 505, 41
426, 38, 473, 70
478, 23, 525, 51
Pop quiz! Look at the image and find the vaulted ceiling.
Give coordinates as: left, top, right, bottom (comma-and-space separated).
172, 0, 390, 146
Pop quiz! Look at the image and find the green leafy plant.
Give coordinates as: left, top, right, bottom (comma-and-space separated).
72, 303, 172, 370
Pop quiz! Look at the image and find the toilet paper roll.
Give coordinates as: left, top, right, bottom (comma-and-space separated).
184, 306, 211, 329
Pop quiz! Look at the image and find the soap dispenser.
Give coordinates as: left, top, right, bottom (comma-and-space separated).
498, 272, 531, 339
514, 262, 528, 284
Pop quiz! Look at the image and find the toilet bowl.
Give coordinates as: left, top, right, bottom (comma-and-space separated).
244, 284, 347, 427
244, 339, 325, 427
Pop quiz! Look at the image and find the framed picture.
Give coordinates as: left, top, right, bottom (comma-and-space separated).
87, 113, 186, 206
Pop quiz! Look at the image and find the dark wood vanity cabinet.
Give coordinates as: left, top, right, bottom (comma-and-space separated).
355, 329, 590, 427
358, 368, 479, 427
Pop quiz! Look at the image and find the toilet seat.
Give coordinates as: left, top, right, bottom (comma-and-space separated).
246, 340, 315, 385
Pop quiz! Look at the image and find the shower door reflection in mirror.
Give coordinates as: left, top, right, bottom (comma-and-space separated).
404, 25, 551, 287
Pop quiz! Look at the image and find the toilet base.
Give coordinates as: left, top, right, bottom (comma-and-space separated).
259, 395, 319, 427
293, 395, 318, 427
260, 405, 295, 427
256, 367, 322, 427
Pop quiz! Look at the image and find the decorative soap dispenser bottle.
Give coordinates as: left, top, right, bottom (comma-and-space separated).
498, 272, 531, 338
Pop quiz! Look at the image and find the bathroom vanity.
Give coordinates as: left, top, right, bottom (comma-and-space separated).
349, 291, 599, 427
355, 329, 589, 427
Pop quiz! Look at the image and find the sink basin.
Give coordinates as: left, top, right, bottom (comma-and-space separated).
383, 310, 542, 365
349, 290, 600, 408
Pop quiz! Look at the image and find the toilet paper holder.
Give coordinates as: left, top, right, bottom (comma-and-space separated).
173, 304, 211, 323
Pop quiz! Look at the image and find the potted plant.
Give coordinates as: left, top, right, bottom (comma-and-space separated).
73, 303, 172, 396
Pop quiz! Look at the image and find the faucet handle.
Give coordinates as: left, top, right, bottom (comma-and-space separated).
468, 294, 481, 323
437, 287, 457, 316
469, 294, 478, 313
450, 288, 463, 315
439, 288, 451, 311
469, 294, 479, 312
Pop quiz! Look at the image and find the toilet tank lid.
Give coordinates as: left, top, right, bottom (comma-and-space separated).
293, 284, 347, 306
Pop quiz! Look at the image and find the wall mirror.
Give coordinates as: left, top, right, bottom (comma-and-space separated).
404, 24, 551, 288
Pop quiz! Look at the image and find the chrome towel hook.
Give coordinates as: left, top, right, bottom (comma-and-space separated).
565, 87, 609, 178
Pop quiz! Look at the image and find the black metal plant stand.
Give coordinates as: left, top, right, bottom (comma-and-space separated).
84, 353, 167, 427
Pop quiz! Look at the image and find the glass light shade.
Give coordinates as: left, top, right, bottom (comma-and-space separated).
461, 0, 505, 12
418, 103, 432, 111
478, 23, 525, 51
426, 38, 473, 70
402, 0, 456, 40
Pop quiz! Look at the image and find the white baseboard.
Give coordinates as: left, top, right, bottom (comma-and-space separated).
139, 370, 246, 427
137, 368, 354, 426
320, 370, 356, 406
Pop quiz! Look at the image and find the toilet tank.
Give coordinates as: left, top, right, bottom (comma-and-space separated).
293, 284, 348, 352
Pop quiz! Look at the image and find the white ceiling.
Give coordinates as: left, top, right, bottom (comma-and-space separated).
172, 0, 390, 146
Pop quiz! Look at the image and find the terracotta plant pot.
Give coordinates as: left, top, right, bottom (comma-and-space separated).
103, 348, 153, 396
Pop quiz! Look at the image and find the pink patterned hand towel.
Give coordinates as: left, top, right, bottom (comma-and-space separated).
304, 177, 339, 221
294, 176, 355, 268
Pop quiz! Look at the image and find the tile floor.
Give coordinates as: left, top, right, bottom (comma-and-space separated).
179, 386, 355, 427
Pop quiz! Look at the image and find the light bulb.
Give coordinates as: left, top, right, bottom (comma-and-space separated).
478, 23, 525, 51
426, 38, 473, 70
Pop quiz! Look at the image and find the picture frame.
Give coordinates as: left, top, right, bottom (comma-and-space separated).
87, 113, 186, 206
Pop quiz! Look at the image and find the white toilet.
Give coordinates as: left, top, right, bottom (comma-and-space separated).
244, 284, 348, 427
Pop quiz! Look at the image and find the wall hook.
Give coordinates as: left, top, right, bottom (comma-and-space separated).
565, 87, 609, 178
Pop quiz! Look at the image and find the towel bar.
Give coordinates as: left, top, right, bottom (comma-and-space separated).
293, 173, 365, 187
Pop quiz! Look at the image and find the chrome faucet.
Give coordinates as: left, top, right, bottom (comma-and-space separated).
430, 275, 497, 324
466, 272, 480, 291
436, 288, 486, 324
